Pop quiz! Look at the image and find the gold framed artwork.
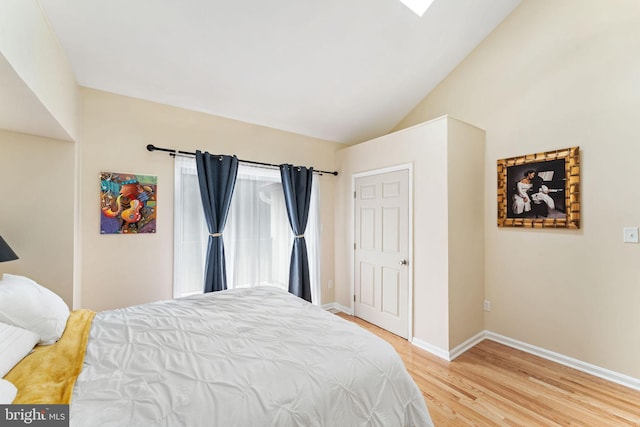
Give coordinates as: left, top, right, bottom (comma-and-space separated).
497, 147, 580, 229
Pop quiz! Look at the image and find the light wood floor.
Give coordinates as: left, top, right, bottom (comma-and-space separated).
338, 314, 640, 426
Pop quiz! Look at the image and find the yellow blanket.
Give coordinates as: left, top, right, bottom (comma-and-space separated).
5, 309, 96, 404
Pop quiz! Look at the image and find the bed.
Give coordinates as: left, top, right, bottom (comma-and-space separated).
4, 281, 433, 426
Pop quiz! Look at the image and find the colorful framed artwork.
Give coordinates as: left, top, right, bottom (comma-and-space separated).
100, 172, 157, 234
497, 147, 580, 229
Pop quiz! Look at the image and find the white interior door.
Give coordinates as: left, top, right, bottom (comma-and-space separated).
354, 168, 409, 338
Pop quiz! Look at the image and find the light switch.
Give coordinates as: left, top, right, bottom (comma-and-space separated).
623, 227, 639, 243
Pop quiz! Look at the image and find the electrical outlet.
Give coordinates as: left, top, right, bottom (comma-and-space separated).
483, 300, 491, 312
623, 227, 639, 243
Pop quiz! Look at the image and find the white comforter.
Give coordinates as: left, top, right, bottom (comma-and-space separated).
71, 287, 432, 427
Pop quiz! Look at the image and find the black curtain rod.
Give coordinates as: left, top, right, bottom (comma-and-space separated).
146, 144, 338, 176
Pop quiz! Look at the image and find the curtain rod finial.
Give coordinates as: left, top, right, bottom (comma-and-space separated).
146, 144, 156, 152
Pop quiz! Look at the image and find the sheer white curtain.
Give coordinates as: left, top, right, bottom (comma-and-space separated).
306, 178, 321, 305
225, 165, 289, 290
174, 157, 321, 304
173, 155, 208, 297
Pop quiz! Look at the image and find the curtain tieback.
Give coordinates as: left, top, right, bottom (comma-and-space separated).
210, 232, 222, 237
295, 234, 305, 238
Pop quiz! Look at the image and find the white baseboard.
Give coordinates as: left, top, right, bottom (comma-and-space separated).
321, 303, 338, 313
449, 331, 487, 360
410, 338, 450, 361
322, 303, 353, 315
325, 310, 640, 392
411, 331, 486, 362
485, 331, 640, 392
410, 330, 640, 391
333, 303, 353, 315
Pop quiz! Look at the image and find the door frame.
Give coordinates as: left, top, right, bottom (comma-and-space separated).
350, 163, 414, 341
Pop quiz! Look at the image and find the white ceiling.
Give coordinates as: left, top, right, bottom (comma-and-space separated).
35, 0, 521, 144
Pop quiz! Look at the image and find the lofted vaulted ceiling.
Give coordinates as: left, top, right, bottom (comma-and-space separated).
34, 0, 521, 144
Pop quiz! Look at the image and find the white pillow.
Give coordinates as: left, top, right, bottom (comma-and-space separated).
0, 379, 18, 404
0, 322, 39, 377
0, 274, 70, 345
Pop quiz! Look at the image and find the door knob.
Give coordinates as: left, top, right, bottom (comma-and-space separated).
399, 259, 408, 266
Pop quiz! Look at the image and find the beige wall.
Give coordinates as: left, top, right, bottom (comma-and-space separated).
0, 0, 79, 141
0, 130, 75, 305
79, 88, 341, 311
335, 116, 485, 351
396, 0, 640, 378
0, 0, 80, 309
446, 119, 485, 348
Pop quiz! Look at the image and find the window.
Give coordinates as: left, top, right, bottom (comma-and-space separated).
174, 156, 208, 297
398, 0, 434, 16
174, 156, 321, 303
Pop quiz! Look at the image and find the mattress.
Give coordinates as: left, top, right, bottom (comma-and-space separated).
70, 286, 432, 426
